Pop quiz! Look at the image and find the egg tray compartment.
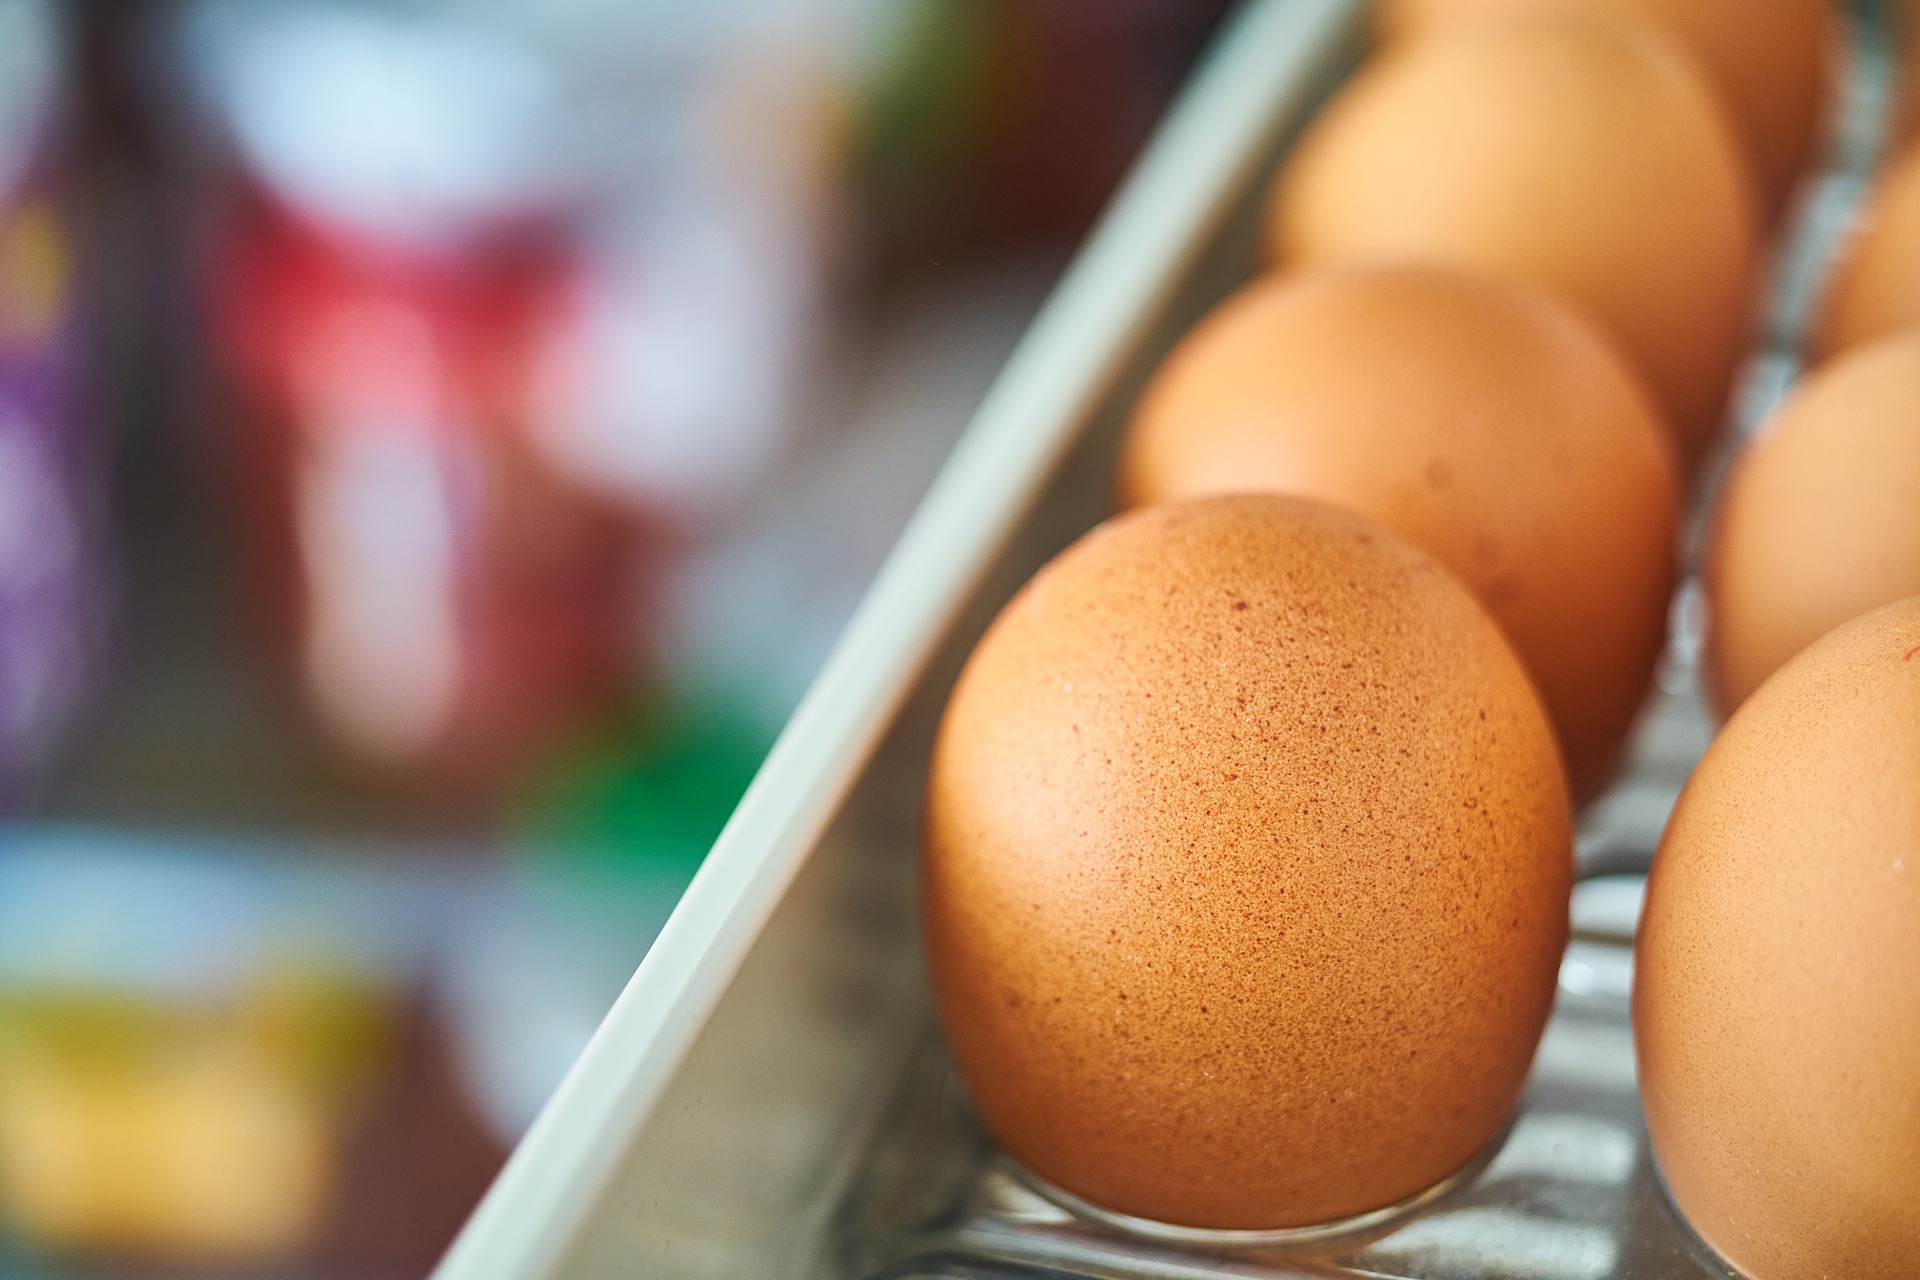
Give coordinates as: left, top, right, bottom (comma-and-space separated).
821, 3, 1900, 1279
828, 683, 1729, 1280
843, 988, 1686, 1280
839, 942, 1681, 1280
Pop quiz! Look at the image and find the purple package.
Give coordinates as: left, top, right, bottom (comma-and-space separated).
0, 1, 106, 806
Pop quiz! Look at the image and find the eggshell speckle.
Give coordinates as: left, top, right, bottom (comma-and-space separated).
1267, 14, 1758, 467
1636, 596, 1920, 1280
1119, 266, 1679, 804
1707, 330, 1920, 713
924, 495, 1572, 1230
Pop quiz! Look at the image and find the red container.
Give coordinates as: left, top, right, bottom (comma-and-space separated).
211, 192, 641, 797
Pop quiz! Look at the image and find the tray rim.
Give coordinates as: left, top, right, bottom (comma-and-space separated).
430, 3, 1363, 1277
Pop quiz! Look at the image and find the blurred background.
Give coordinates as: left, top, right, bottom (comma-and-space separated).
0, 0, 1231, 1274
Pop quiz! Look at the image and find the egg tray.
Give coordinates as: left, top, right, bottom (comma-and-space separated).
825, 654, 1733, 1280
831, 6, 1894, 1273
429, 2, 1897, 1277
834, 858, 1708, 1280
840, 983, 1686, 1280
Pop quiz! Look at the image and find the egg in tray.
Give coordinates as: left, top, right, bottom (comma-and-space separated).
835, 2, 1920, 1278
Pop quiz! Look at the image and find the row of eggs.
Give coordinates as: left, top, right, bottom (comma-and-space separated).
923, 3, 1917, 1280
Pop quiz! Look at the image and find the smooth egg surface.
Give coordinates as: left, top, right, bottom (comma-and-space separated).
1373, 0, 1834, 217
1637, 597, 1920, 1280
1268, 13, 1758, 467
1707, 329, 1920, 713
1889, 0, 1920, 153
1119, 266, 1679, 804
924, 495, 1571, 1230
1815, 139, 1920, 359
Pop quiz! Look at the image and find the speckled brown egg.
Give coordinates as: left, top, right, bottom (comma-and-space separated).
924, 495, 1572, 1230
1636, 596, 1920, 1280
1814, 140, 1920, 359
1118, 266, 1680, 805
1267, 13, 1758, 468
1373, 0, 1836, 219
1706, 329, 1920, 714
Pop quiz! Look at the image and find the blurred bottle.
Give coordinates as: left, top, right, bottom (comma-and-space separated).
0, 0, 110, 811
174, 0, 845, 800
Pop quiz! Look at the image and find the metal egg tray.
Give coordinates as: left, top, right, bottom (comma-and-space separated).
432, 1, 1898, 1276
833, 692, 1720, 1280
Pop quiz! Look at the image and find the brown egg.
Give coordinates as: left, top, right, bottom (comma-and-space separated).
924, 495, 1572, 1230
1267, 14, 1759, 468
1706, 330, 1920, 713
1814, 141, 1920, 359
1636, 597, 1920, 1280
1887, 0, 1920, 154
1373, 0, 1835, 218
1119, 266, 1679, 805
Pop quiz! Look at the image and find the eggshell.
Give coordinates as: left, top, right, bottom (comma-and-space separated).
1636, 596, 1920, 1280
1373, 0, 1835, 218
1886, 0, 1920, 154
1267, 14, 1759, 467
924, 495, 1572, 1230
1706, 330, 1920, 713
1814, 140, 1920, 359
1119, 266, 1679, 804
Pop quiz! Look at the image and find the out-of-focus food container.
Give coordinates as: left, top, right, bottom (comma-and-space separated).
171, 0, 847, 798
0, 826, 455, 1264
0, 0, 110, 812
425, 1, 1890, 1278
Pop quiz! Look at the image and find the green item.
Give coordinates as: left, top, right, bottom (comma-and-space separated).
512, 694, 773, 882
